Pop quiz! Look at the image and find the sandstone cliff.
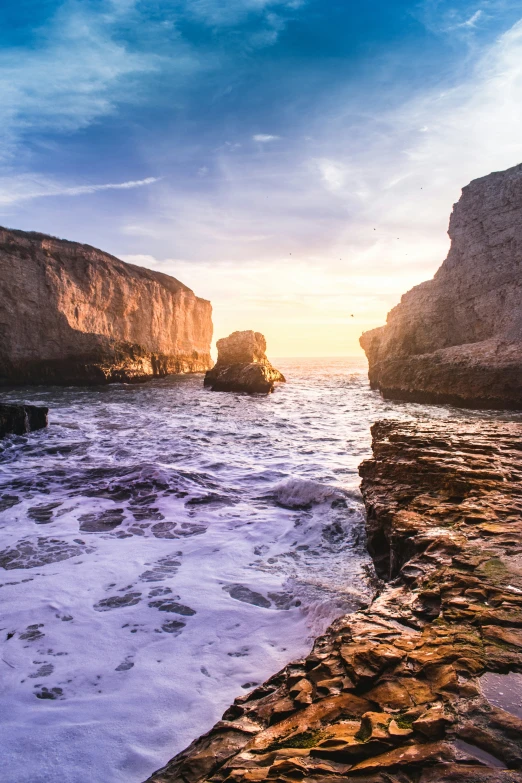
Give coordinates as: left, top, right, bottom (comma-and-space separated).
360, 162, 522, 409
0, 227, 213, 385
204, 331, 285, 393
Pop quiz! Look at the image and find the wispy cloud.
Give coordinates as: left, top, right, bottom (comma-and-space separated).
0, 176, 160, 206
459, 9, 484, 27
252, 134, 280, 142
184, 0, 304, 28
0, 3, 161, 161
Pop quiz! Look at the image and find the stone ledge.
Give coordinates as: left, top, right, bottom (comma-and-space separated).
143, 419, 522, 783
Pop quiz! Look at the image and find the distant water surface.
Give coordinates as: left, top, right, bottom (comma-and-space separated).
0, 357, 519, 783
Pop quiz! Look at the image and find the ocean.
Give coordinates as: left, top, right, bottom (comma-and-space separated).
0, 357, 517, 783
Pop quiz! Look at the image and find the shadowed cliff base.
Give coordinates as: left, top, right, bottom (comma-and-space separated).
143, 419, 522, 783
0, 227, 213, 386
360, 162, 522, 410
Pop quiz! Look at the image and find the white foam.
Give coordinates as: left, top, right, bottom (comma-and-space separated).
271, 477, 341, 508
0, 358, 421, 783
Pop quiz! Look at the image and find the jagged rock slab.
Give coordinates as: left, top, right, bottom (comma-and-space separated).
0, 403, 48, 437
0, 227, 213, 385
360, 162, 522, 409
204, 331, 285, 394
143, 419, 522, 783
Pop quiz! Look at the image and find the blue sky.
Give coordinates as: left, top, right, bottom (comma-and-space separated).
2, 0, 522, 354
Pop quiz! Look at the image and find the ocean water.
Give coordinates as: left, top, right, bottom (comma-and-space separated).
0, 357, 517, 783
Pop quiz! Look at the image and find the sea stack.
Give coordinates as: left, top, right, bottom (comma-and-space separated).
204, 330, 285, 393
0, 227, 213, 385
360, 162, 522, 409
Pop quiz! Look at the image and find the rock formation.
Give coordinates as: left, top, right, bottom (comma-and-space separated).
0, 403, 48, 437
144, 419, 522, 783
360, 162, 522, 409
0, 227, 213, 385
204, 331, 285, 393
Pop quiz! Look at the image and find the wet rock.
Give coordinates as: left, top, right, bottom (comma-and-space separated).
204, 331, 285, 394
0, 403, 48, 437
143, 420, 522, 783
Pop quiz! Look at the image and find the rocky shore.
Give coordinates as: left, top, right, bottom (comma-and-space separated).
0, 403, 48, 437
145, 419, 522, 782
0, 227, 213, 385
360, 163, 522, 409
205, 331, 285, 394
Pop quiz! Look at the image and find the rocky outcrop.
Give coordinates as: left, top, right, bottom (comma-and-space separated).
204, 331, 285, 393
360, 162, 522, 409
0, 403, 48, 437
144, 419, 522, 783
0, 227, 213, 385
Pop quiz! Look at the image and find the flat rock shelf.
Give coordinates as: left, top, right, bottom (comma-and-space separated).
145, 419, 522, 783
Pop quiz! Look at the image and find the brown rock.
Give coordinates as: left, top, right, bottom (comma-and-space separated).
204, 331, 285, 394
0, 403, 48, 437
143, 420, 522, 783
0, 227, 212, 385
413, 704, 452, 739
349, 741, 455, 771
360, 163, 522, 410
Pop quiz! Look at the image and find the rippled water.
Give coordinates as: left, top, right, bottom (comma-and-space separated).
1, 357, 519, 783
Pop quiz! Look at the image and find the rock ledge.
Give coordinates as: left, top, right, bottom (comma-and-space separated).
143, 419, 522, 783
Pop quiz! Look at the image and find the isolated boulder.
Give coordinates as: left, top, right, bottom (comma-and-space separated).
0, 403, 48, 437
204, 331, 285, 393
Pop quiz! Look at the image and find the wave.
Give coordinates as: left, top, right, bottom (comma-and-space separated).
270, 478, 343, 509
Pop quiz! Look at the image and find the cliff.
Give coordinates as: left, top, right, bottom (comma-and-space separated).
142, 420, 522, 783
204, 331, 285, 393
360, 162, 522, 409
0, 227, 213, 385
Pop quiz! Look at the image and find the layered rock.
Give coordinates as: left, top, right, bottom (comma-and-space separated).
144, 419, 522, 783
360, 162, 522, 409
204, 331, 285, 393
0, 403, 48, 437
0, 227, 213, 385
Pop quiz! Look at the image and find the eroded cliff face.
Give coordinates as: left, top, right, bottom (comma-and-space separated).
0, 228, 213, 385
360, 162, 522, 409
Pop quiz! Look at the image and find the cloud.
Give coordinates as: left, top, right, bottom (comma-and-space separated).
114, 16, 522, 355
252, 134, 280, 142
459, 9, 484, 27
183, 0, 303, 28
0, 3, 161, 161
0, 176, 160, 206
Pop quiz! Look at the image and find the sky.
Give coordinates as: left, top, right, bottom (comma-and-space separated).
2, 1, 522, 356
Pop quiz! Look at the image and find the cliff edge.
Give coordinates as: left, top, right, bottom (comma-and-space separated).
360, 162, 522, 409
0, 227, 213, 385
